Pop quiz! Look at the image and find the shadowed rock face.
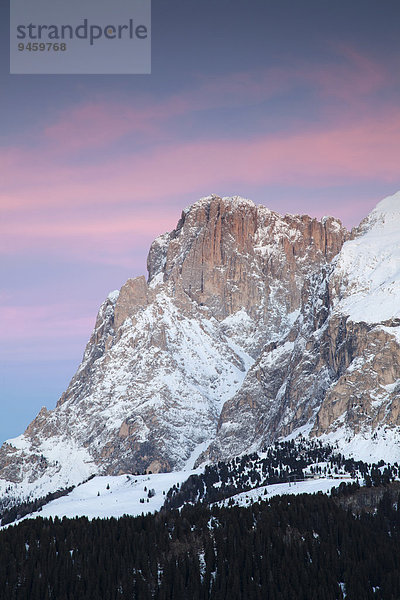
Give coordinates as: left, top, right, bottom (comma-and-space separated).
1, 192, 400, 500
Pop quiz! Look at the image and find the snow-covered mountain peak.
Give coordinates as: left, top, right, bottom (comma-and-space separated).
332, 191, 400, 324
1, 193, 400, 509
357, 190, 400, 235
184, 194, 257, 214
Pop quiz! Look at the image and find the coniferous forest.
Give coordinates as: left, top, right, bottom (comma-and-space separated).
1, 490, 400, 599
164, 440, 396, 509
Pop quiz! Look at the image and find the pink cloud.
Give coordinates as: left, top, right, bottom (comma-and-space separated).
42, 67, 293, 151
39, 46, 392, 153
0, 303, 95, 342
1, 108, 400, 229
0, 199, 179, 261
2, 214, 176, 239
308, 45, 390, 101
1, 47, 399, 267
43, 102, 157, 151
2, 46, 398, 370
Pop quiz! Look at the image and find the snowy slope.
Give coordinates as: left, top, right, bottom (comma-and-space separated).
6, 471, 197, 525
5, 474, 352, 527
332, 191, 400, 323
216, 478, 354, 508
280, 421, 400, 465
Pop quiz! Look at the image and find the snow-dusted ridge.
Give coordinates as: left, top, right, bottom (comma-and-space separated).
3, 475, 353, 527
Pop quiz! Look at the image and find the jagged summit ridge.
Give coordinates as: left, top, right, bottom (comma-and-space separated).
0, 193, 399, 504
147, 194, 346, 325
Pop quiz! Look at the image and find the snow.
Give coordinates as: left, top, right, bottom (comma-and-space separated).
382, 380, 400, 394
0, 438, 96, 503
263, 341, 295, 367
3, 471, 198, 527
216, 477, 354, 508
346, 356, 366, 373
379, 325, 400, 344
151, 231, 170, 250
148, 272, 164, 288
333, 191, 400, 324
322, 215, 342, 230
4, 471, 356, 528
185, 195, 256, 214
221, 308, 253, 330
282, 421, 315, 441
182, 441, 211, 470
319, 425, 400, 464
282, 417, 400, 465
107, 290, 120, 303
5, 433, 29, 452
287, 308, 301, 326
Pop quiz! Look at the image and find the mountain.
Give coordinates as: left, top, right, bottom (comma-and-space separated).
5, 438, 396, 525
1, 192, 400, 503
204, 193, 400, 464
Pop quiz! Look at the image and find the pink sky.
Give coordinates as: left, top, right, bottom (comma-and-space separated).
1, 38, 400, 443
1, 0, 400, 447
2, 51, 400, 359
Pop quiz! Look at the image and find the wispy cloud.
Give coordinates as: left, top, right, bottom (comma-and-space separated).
37, 45, 393, 153
0, 303, 95, 342
2, 105, 400, 217
2, 46, 400, 361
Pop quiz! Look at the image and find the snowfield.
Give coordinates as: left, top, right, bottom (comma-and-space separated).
216, 478, 355, 508
4, 470, 199, 526
3, 472, 356, 528
333, 191, 400, 323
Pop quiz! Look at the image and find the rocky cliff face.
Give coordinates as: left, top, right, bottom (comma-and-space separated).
1, 193, 400, 501
202, 193, 400, 464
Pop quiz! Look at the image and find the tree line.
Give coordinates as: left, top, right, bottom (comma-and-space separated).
1, 486, 400, 599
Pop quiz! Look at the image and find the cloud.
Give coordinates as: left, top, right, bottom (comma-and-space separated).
2, 46, 399, 364
1, 107, 400, 263
37, 45, 393, 153
41, 69, 291, 152
0, 303, 95, 342
308, 44, 391, 101
3, 107, 400, 202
